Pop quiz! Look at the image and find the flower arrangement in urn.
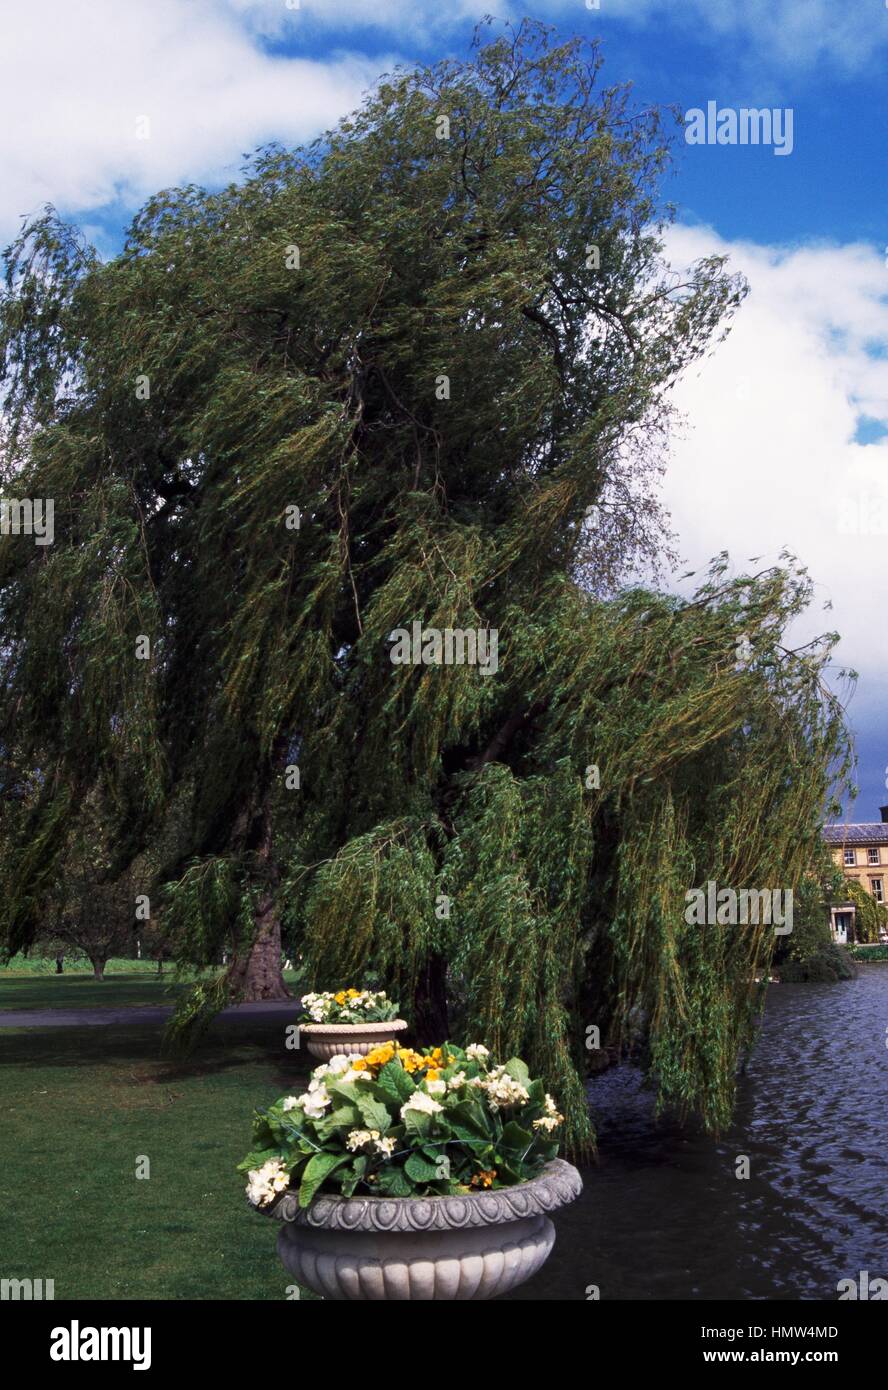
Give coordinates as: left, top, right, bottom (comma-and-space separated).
296, 988, 407, 1060
239, 1041, 582, 1300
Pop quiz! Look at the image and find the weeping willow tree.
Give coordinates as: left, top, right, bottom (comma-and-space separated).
0, 23, 850, 1152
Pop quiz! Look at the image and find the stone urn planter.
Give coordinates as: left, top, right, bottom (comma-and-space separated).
298, 1019, 408, 1061
268, 1158, 582, 1300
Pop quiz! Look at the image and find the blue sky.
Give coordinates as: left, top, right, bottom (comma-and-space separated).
2, 0, 886, 818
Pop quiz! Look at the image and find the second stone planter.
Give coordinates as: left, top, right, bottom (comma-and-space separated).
298, 1018, 408, 1061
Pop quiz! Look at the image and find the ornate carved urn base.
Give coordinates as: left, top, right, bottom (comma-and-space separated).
270, 1159, 582, 1300
298, 1019, 408, 1061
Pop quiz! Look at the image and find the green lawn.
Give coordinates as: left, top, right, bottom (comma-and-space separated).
3, 954, 178, 977
0, 1015, 314, 1299
0, 965, 303, 1012
0, 972, 186, 1011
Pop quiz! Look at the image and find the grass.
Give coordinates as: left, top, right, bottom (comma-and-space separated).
3, 953, 177, 977
0, 963, 303, 1012
0, 973, 188, 1011
0, 1013, 314, 1300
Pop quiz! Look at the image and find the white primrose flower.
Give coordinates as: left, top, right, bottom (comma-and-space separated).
340, 1067, 371, 1084
466, 1043, 490, 1063
346, 1129, 380, 1152
401, 1090, 444, 1118
447, 1071, 467, 1091
246, 1158, 290, 1208
482, 1070, 530, 1110
375, 1136, 397, 1158
281, 1096, 303, 1112
532, 1114, 563, 1133
302, 1085, 331, 1119
325, 1054, 357, 1074
425, 1078, 447, 1097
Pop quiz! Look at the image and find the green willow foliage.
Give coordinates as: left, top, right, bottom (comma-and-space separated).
840, 878, 886, 945
0, 24, 850, 1153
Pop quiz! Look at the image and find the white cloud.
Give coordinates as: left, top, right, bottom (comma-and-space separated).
227, 0, 888, 72
223, 0, 488, 41
3, 0, 881, 247
660, 224, 888, 747
0, 0, 388, 243
601, 0, 888, 72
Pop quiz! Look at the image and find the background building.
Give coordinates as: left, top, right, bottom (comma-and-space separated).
823, 809, 888, 942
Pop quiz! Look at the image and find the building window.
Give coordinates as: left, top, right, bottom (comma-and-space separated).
869, 847, 881, 865
844, 848, 856, 866
871, 879, 884, 902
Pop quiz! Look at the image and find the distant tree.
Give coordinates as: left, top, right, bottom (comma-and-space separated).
46, 883, 134, 981
37, 806, 139, 980
0, 23, 850, 1150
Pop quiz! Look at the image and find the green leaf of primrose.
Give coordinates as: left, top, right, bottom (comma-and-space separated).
404, 1152, 442, 1183
503, 1057, 531, 1085
374, 1166, 413, 1198
402, 1109, 434, 1140
355, 1094, 393, 1133
312, 1104, 361, 1141
447, 1099, 491, 1137
298, 1151, 352, 1208
499, 1120, 533, 1152
236, 1149, 277, 1175
376, 1059, 415, 1103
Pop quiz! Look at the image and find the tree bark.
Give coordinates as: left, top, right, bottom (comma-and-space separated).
91, 958, 105, 980
238, 894, 290, 1001
231, 740, 291, 1003
412, 951, 449, 1042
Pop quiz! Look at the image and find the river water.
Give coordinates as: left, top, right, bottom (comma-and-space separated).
508, 966, 888, 1300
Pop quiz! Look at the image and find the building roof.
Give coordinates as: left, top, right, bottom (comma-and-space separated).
823, 823, 888, 846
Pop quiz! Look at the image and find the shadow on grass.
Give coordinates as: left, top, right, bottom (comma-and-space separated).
0, 1017, 310, 1096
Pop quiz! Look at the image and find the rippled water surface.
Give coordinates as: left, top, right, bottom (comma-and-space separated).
507, 966, 888, 1300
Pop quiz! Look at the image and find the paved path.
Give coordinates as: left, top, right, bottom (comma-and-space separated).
0, 1001, 298, 1028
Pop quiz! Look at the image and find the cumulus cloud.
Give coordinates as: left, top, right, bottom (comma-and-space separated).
660, 225, 888, 790
228, 0, 888, 72
224, 0, 488, 41
0, 0, 387, 243
601, 0, 888, 72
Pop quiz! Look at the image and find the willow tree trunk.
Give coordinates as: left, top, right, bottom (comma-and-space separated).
238, 892, 290, 1001
413, 951, 449, 1042
231, 763, 290, 1003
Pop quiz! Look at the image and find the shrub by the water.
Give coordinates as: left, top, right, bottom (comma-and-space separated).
778, 944, 855, 983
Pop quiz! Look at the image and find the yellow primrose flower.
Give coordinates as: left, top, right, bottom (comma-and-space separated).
358, 1041, 396, 1072
470, 1169, 497, 1189
424, 1048, 458, 1068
